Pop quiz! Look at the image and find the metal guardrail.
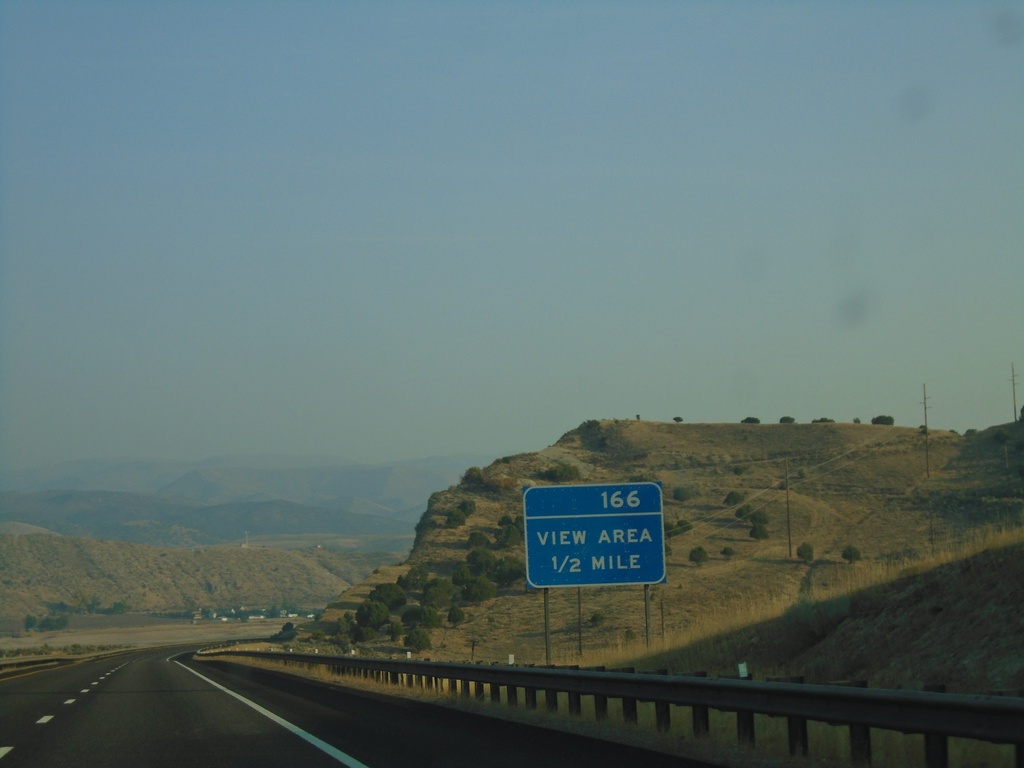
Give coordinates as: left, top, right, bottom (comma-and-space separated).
199, 650, 1024, 767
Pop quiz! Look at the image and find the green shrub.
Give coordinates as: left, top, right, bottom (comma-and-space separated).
451, 564, 472, 586
688, 546, 709, 566
724, 491, 747, 505
368, 583, 407, 610
355, 600, 391, 629
811, 417, 835, 423
447, 605, 465, 624
734, 504, 752, 519
461, 576, 497, 602
351, 625, 377, 642
467, 531, 490, 549
871, 415, 895, 425
721, 546, 735, 558
750, 522, 770, 540
495, 524, 522, 549
796, 542, 814, 563
672, 486, 696, 502
397, 565, 429, 592
400, 605, 424, 626
539, 462, 582, 482
422, 578, 455, 607
749, 509, 769, 525
664, 518, 692, 538
841, 544, 862, 564
445, 508, 467, 528
741, 416, 761, 424
493, 556, 526, 586
779, 416, 795, 424
590, 611, 606, 625
404, 628, 432, 652
466, 548, 497, 577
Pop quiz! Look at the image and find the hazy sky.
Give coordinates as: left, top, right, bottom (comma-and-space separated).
2, 2, 1022, 472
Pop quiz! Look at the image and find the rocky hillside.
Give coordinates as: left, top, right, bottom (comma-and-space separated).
0, 534, 393, 619
323, 418, 1024, 689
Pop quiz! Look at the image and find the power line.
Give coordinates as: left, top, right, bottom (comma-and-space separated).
682, 429, 907, 548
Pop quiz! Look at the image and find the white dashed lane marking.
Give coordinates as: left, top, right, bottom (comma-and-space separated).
0, 747, 13, 759
36, 716, 54, 724
64, 699, 76, 705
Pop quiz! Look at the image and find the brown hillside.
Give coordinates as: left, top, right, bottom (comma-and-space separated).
323, 419, 1024, 685
0, 535, 390, 618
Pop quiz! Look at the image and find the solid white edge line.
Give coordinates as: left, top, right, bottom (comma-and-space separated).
174, 661, 371, 768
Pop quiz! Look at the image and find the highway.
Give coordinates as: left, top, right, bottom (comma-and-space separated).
0, 649, 716, 767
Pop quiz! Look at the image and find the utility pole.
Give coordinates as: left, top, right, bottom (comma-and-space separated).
785, 457, 792, 559
922, 384, 931, 479
1012, 363, 1019, 422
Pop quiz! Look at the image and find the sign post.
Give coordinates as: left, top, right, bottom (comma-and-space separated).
523, 482, 666, 660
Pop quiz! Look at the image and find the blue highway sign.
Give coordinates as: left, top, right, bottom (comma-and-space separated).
523, 482, 665, 588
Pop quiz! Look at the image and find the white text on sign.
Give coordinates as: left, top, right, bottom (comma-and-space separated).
535, 528, 654, 546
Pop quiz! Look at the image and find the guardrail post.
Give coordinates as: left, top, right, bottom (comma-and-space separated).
612, 667, 638, 724
923, 684, 948, 768
734, 674, 755, 747
462, 677, 471, 699
566, 665, 581, 715
831, 680, 872, 765
506, 683, 518, 707
655, 669, 671, 732
589, 667, 608, 720
525, 685, 537, 709
474, 680, 486, 700
768, 676, 807, 755
991, 689, 1024, 768
545, 688, 559, 712
685, 671, 710, 738
490, 680, 502, 703
449, 676, 458, 697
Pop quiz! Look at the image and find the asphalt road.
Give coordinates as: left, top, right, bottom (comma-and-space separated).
0, 649, 718, 767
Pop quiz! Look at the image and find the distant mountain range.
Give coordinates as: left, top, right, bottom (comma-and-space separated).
0, 454, 488, 548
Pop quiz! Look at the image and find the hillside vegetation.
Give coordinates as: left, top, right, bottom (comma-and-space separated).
0, 534, 391, 619
321, 418, 1024, 692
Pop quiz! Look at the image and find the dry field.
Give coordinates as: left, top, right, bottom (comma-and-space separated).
0, 613, 288, 654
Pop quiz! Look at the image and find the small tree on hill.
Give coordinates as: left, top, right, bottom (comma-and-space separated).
355, 600, 390, 629
689, 546, 709, 566
404, 628, 432, 652
749, 509, 769, 525
750, 523, 770, 540
779, 416, 795, 424
461, 575, 497, 602
741, 416, 761, 424
871, 415, 895, 425
368, 583, 407, 610
796, 542, 814, 563
447, 605, 465, 624
841, 544, 862, 564
721, 546, 735, 558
